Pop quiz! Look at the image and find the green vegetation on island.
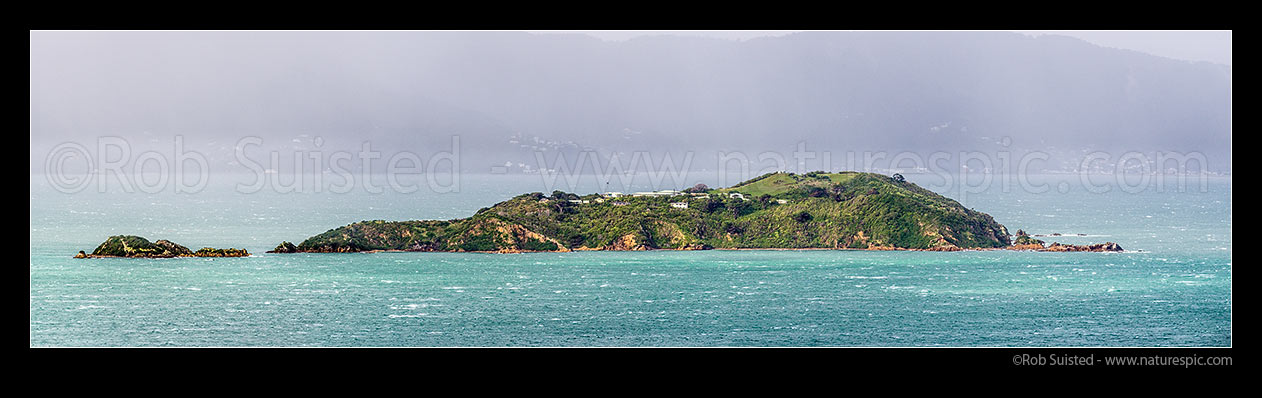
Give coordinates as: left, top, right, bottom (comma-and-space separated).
74, 172, 1124, 258
1012, 229, 1046, 248
76, 235, 250, 258
282, 171, 1017, 253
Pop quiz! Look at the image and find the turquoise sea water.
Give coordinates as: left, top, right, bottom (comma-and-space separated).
29, 173, 1231, 346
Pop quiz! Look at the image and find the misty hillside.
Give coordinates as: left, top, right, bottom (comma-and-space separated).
29, 31, 1231, 173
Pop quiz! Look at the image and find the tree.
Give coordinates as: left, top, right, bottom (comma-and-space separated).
892, 173, 905, 183
793, 211, 813, 223
551, 190, 579, 200
567, 233, 586, 248
683, 183, 710, 193
702, 199, 725, 213
728, 200, 753, 218
690, 221, 708, 236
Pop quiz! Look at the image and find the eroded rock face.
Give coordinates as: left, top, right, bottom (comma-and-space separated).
607, 234, 649, 251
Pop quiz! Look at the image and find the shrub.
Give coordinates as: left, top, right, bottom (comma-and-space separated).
520, 240, 559, 251
702, 199, 725, 213
683, 183, 710, 193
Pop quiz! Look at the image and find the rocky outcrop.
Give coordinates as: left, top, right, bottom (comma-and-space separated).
1042, 242, 1123, 252
1008, 243, 1046, 251
193, 247, 250, 257
86, 235, 191, 258
267, 241, 298, 253
606, 234, 650, 251
1006, 229, 1120, 252
1006, 240, 1123, 252
77, 235, 250, 258
153, 240, 194, 256
1013, 234, 1045, 247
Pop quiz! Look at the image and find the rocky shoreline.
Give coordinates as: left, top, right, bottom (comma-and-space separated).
259, 173, 1131, 255
1006, 230, 1122, 252
267, 172, 1020, 253
77, 231, 1123, 258
259, 240, 1123, 254
262, 228, 1122, 254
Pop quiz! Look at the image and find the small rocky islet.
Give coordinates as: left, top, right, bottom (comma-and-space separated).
1009, 229, 1122, 252
74, 235, 249, 258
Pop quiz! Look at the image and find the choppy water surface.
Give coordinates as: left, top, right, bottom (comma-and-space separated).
30, 173, 1230, 346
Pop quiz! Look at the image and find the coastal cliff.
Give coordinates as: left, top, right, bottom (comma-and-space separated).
278, 172, 1022, 253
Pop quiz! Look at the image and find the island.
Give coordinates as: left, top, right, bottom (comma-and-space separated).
268, 171, 1122, 253
75, 235, 250, 258
1010, 229, 1122, 252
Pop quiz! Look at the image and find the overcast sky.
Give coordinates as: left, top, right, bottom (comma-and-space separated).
31, 30, 1232, 173
535, 30, 1232, 66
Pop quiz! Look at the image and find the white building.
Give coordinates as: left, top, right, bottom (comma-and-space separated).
631, 190, 683, 197
670, 202, 688, 209
728, 192, 746, 200
776, 199, 788, 204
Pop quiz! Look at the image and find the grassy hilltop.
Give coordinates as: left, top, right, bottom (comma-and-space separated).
281, 172, 1011, 253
